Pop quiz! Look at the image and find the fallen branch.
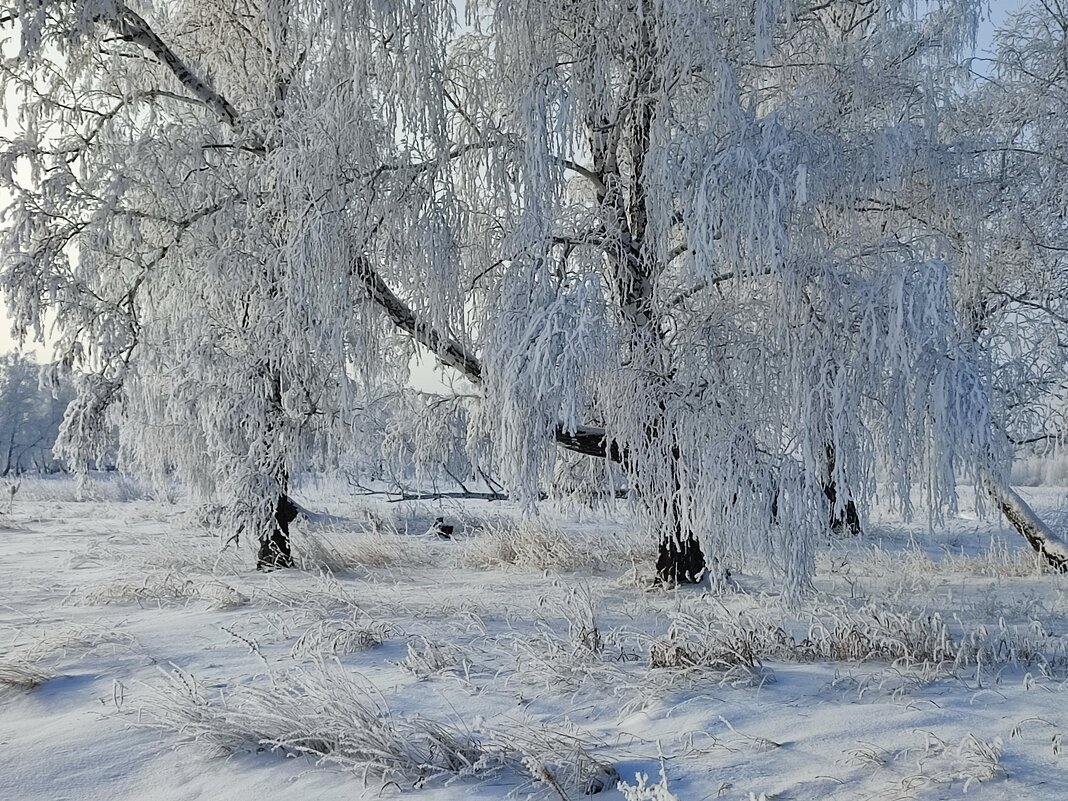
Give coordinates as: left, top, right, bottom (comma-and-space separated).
384, 490, 508, 503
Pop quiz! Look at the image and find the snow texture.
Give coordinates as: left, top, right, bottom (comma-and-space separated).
4, 475, 1068, 800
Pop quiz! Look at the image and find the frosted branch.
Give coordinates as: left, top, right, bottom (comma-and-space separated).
108, 4, 244, 131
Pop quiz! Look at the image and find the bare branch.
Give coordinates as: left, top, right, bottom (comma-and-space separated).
990, 290, 1068, 326
352, 255, 622, 461
108, 3, 244, 130
666, 267, 774, 308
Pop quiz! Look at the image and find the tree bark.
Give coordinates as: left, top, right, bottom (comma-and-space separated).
594, 7, 707, 586
110, 4, 243, 129
655, 530, 707, 585
986, 479, 1068, 572
823, 446, 861, 536
256, 493, 298, 570
644, 409, 708, 586
255, 363, 295, 571
655, 458, 707, 585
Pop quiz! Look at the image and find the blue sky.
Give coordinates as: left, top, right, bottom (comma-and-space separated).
977, 0, 1027, 53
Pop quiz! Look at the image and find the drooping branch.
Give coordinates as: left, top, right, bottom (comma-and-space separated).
74, 3, 624, 470
989, 289, 1068, 327
352, 255, 483, 382
351, 256, 621, 462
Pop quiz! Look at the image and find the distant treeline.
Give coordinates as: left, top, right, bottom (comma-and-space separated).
0, 354, 71, 475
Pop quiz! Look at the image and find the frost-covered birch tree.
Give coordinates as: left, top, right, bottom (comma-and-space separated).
448, 0, 1009, 585
966, 1, 1068, 448
0, 353, 70, 474
941, 0, 1068, 569
1, 0, 457, 567
0, 0, 1030, 586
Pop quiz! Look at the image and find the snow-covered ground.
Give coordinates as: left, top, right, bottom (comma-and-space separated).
4, 476, 1068, 801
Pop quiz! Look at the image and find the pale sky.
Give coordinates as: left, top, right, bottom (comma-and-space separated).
0, 0, 1027, 363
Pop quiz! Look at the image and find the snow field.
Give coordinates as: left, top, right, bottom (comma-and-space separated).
3, 476, 1068, 800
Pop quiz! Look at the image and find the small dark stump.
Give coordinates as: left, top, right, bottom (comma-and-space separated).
427, 516, 454, 539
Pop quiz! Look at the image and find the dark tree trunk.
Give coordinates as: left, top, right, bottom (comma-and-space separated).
3, 426, 15, 477
824, 481, 861, 535
656, 529, 707, 585
654, 445, 707, 585
256, 494, 297, 571
254, 359, 296, 571
823, 445, 861, 536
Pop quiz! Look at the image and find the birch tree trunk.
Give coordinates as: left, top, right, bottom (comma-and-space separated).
254, 362, 295, 571
986, 479, 1068, 572
823, 446, 861, 536
257, 492, 298, 570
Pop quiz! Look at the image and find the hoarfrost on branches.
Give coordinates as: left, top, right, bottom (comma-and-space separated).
0, 0, 1046, 583
457, 0, 1003, 585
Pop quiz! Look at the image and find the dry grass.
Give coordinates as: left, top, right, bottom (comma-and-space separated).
397, 637, 470, 680
643, 596, 1068, 686
10, 474, 150, 503
820, 540, 1051, 589
859, 731, 1005, 800
618, 767, 681, 801
291, 614, 394, 659
0, 659, 53, 691
293, 528, 436, 573
0, 622, 138, 694
646, 612, 779, 688
68, 530, 244, 576
84, 573, 248, 610
459, 517, 619, 572
257, 573, 364, 619
140, 660, 612, 795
